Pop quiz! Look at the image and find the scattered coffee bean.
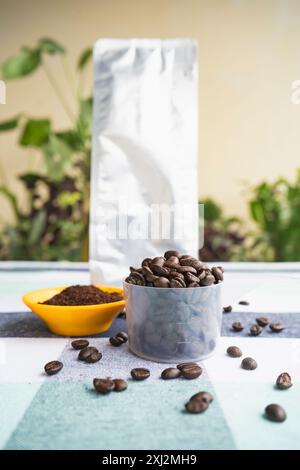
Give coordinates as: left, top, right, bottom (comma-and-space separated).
269, 323, 286, 333
177, 362, 198, 371
109, 336, 123, 347
85, 351, 102, 363
238, 300, 249, 305
256, 317, 269, 327
93, 378, 115, 393
180, 364, 202, 380
131, 368, 150, 381
161, 368, 181, 380
241, 357, 257, 370
227, 346, 242, 358
185, 399, 208, 414
265, 404, 286, 422
276, 372, 292, 390
78, 346, 99, 361
250, 324, 262, 336
190, 391, 213, 404
232, 322, 244, 332
113, 379, 128, 392
223, 305, 232, 313
44, 360, 63, 376
115, 331, 128, 343
71, 339, 89, 350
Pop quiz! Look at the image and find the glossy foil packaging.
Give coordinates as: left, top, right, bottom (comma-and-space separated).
90, 39, 198, 285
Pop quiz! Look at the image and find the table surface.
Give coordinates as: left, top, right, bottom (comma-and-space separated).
1, 261, 300, 450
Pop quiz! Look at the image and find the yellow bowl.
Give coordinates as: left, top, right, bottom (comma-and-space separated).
22, 286, 125, 337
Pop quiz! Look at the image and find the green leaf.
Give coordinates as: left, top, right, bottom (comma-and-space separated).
39, 38, 65, 55
57, 191, 82, 208
2, 47, 40, 80
78, 97, 92, 137
0, 185, 21, 219
28, 210, 47, 245
0, 115, 20, 131
43, 135, 72, 182
19, 172, 46, 188
55, 130, 83, 151
78, 47, 92, 70
19, 119, 51, 147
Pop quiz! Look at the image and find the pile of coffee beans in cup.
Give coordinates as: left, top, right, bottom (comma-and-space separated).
125, 251, 223, 288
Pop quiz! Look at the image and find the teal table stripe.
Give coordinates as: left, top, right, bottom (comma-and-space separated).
5, 379, 236, 450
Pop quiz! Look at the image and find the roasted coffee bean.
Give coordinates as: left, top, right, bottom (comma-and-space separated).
217, 266, 224, 273
151, 264, 170, 277
250, 324, 262, 336
188, 282, 200, 288
85, 351, 102, 363
180, 258, 204, 271
256, 316, 269, 327
109, 336, 123, 347
153, 277, 170, 288
131, 368, 150, 381
197, 270, 206, 280
161, 367, 181, 380
190, 391, 213, 404
238, 300, 249, 305
141, 266, 153, 278
151, 256, 165, 266
211, 266, 223, 282
170, 271, 185, 280
113, 379, 128, 392
276, 372, 292, 390
71, 339, 89, 350
227, 346, 242, 358
164, 250, 180, 260
241, 357, 257, 370
167, 255, 180, 264
78, 347, 99, 361
129, 271, 146, 286
116, 331, 128, 343
265, 404, 286, 422
180, 364, 202, 380
177, 362, 198, 371
223, 305, 232, 313
180, 254, 193, 260
184, 272, 200, 284
269, 322, 286, 333
200, 274, 215, 286
141, 257, 152, 267
176, 265, 198, 275
232, 321, 244, 332
170, 278, 185, 288
125, 275, 136, 285
185, 399, 208, 414
44, 360, 63, 375
93, 378, 115, 393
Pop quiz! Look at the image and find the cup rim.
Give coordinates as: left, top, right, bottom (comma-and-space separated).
123, 280, 222, 290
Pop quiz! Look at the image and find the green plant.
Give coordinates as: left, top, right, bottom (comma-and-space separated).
199, 198, 246, 261
248, 171, 300, 261
0, 38, 93, 260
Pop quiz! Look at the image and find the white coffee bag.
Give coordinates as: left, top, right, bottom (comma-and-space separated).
90, 38, 198, 286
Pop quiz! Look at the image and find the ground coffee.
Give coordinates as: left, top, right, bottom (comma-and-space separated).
41, 285, 122, 306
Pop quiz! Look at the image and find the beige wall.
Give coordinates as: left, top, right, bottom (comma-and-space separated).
1, 0, 300, 225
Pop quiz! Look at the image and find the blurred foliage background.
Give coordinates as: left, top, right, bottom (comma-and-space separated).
1, 38, 300, 262
0, 38, 92, 261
